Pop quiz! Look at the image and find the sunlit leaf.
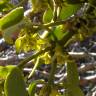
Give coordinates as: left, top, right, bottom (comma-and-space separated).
59, 4, 82, 20
15, 37, 22, 53
43, 7, 53, 23
53, 25, 65, 40
0, 7, 24, 30
0, 65, 16, 79
51, 24, 69, 41
28, 81, 37, 96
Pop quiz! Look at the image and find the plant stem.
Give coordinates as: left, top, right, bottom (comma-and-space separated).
52, 0, 58, 21
48, 56, 57, 85
33, 18, 72, 29
15, 0, 26, 8
28, 57, 40, 79
18, 47, 50, 69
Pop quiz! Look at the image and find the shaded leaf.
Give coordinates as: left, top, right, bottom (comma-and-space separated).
65, 0, 82, 4
67, 84, 84, 96
2, 19, 24, 44
4, 66, 28, 96
67, 61, 79, 85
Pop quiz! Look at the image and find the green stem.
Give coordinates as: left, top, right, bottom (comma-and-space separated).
15, 0, 26, 8
52, 1, 58, 21
18, 47, 50, 69
32, 19, 71, 30
48, 56, 57, 85
27, 19, 73, 36
28, 57, 40, 79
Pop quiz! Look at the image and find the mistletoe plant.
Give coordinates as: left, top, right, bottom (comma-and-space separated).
0, 0, 96, 96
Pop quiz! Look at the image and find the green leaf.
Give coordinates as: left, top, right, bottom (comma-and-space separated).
0, 7, 24, 30
28, 79, 45, 96
66, 61, 84, 96
59, 4, 82, 20
31, 0, 48, 12
2, 19, 24, 44
15, 37, 22, 53
4, 66, 28, 96
50, 24, 69, 41
0, 66, 9, 79
28, 81, 37, 96
67, 61, 79, 86
53, 25, 65, 40
43, 7, 53, 23
67, 84, 84, 96
0, 65, 16, 79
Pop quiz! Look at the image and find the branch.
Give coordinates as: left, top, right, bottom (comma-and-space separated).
18, 47, 51, 68
48, 57, 57, 85
33, 19, 72, 30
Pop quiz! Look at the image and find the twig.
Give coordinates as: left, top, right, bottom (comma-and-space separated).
18, 47, 50, 68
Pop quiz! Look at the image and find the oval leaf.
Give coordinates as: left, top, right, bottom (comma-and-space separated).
28, 81, 37, 96
0, 7, 24, 30
43, 7, 53, 23
4, 66, 28, 96
15, 37, 22, 53
53, 25, 65, 40
59, 4, 81, 20
0, 65, 16, 79
67, 61, 79, 85
2, 19, 24, 44
67, 85, 84, 96
28, 80, 45, 96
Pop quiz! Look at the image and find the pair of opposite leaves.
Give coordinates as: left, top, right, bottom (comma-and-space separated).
0, 2, 82, 43
43, 4, 81, 23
